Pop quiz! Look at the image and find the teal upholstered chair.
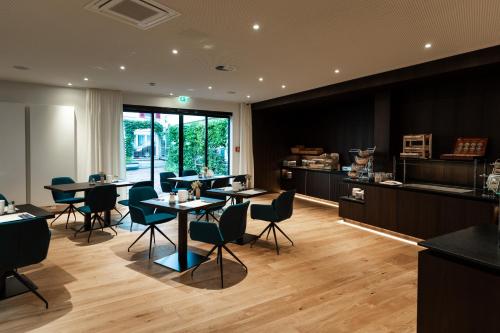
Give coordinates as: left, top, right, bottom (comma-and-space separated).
159, 172, 177, 193
0, 218, 51, 308
117, 181, 153, 230
128, 186, 176, 259
190, 201, 250, 288
76, 185, 118, 242
176, 169, 197, 191
250, 190, 296, 255
50, 177, 85, 228
0, 193, 8, 203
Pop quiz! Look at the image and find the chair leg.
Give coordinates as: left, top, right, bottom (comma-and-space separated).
265, 226, 272, 240
130, 221, 134, 232
65, 206, 71, 229
191, 245, 217, 277
219, 246, 224, 288
149, 227, 154, 259
87, 215, 97, 243
97, 215, 117, 235
274, 224, 294, 246
271, 224, 280, 255
222, 244, 247, 271
50, 205, 70, 226
209, 212, 219, 222
114, 207, 123, 217
153, 226, 176, 249
128, 226, 151, 252
250, 223, 272, 248
12, 271, 48, 309
117, 211, 129, 225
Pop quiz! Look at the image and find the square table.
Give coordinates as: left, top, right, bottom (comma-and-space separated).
141, 196, 226, 272
44, 181, 133, 230
1, 204, 54, 302
206, 187, 268, 245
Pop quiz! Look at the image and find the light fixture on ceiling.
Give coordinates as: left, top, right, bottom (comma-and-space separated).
169, 92, 174, 96
208, 86, 212, 90
281, 84, 286, 89
246, 95, 251, 99
84, 77, 89, 81
120, 65, 126, 70
258, 77, 263, 82
334, 69, 340, 74
67, 82, 73, 86
172, 49, 178, 54
215, 65, 236, 72
252, 23, 260, 31
187, 88, 195, 91
425, 43, 432, 49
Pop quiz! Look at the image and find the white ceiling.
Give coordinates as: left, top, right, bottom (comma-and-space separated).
1, 0, 500, 103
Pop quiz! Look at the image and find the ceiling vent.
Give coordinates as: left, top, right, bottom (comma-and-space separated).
85, 0, 180, 30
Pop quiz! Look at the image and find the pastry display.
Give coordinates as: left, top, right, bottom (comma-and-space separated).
440, 137, 488, 160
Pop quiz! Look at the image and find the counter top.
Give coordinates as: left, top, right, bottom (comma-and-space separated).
344, 178, 498, 203
283, 166, 347, 175
419, 224, 500, 272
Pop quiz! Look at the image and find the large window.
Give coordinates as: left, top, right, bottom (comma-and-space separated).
123, 106, 230, 193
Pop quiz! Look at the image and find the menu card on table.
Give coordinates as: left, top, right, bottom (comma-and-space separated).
0, 212, 36, 224
178, 200, 211, 209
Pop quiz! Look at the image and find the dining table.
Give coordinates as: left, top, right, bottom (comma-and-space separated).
44, 180, 134, 230
141, 196, 226, 272
206, 187, 268, 245
167, 174, 246, 183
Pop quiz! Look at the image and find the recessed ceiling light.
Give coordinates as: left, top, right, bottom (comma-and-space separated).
120, 65, 126, 70
258, 77, 263, 82
425, 43, 432, 49
169, 92, 174, 96
246, 95, 251, 98
334, 69, 340, 74
187, 88, 195, 92
83, 77, 89, 81
67, 82, 73, 86
172, 49, 178, 54
281, 84, 286, 89
208, 86, 212, 90
252, 23, 260, 31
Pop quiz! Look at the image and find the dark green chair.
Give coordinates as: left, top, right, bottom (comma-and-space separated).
0, 218, 51, 308
117, 181, 153, 229
190, 201, 250, 288
159, 172, 177, 193
191, 178, 228, 222
128, 186, 176, 259
176, 169, 197, 191
50, 177, 85, 229
250, 190, 296, 255
88, 174, 122, 217
75, 185, 118, 242
233, 175, 246, 184
0, 193, 8, 203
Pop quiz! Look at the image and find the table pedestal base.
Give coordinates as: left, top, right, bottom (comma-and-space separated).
154, 251, 208, 272
232, 233, 259, 245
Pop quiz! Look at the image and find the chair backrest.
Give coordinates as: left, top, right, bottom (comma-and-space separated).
132, 180, 153, 189
272, 190, 295, 221
219, 201, 250, 242
182, 169, 197, 177
204, 178, 228, 199
86, 185, 117, 213
233, 175, 246, 183
0, 218, 51, 270
129, 186, 158, 221
88, 174, 105, 182
51, 177, 76, 202
159, 172, 177, 192
0, 193, 8, 203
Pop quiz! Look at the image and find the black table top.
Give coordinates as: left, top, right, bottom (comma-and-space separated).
141, 196, 225, 212
44, 181, 134, 192
1, 204, 55, 221
167, 174, 245, 182
206, 187, 267, 198
419, 224, 500, 272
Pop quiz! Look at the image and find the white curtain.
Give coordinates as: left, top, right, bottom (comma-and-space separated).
237, 103, 254, 177
76, 89, 124, 182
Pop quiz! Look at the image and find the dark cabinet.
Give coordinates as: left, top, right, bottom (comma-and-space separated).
365, 186, 398, 232
306, 172, 330, 200
330, 174, 350, 202
339, 198, 366, 222
293, 169, 307, 195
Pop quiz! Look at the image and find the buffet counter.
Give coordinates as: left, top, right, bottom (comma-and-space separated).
339, 178, 497, 239
417, 224, 500, 332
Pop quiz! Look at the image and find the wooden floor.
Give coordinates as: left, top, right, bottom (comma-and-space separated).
0, 195, 419, 333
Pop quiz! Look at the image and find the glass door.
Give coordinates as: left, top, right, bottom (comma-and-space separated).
123, 112, 152, 184
182, 115, 206, 174
153, 113, 180, 193
208, 117, 230, 175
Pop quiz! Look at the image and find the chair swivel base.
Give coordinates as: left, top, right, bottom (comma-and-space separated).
251, 222, 294, 255
128, 225, 176, 259
1, 271, 48, 308
74, 214, 118, 242
51, 204, 84, 229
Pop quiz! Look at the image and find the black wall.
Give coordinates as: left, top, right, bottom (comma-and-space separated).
252, 48, 500, 192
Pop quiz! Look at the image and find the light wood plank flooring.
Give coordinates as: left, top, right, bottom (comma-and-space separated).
0, 195, 419, 332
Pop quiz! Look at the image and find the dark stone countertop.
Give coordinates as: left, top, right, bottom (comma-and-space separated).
282, 166, 347, 175
344, 178, 498, 203
419, 224, 500, 272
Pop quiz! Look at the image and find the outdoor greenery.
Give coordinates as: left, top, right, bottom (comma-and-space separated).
123, 116, 228, 175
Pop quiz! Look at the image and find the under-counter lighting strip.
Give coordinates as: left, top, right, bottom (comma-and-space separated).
337, 219, 419, 246
295, 194, 339, 208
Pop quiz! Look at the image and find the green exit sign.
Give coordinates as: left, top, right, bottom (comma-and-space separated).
178, 96, 190, 103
